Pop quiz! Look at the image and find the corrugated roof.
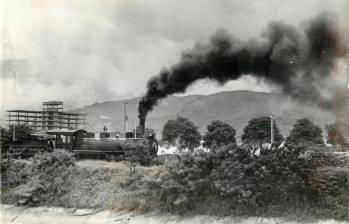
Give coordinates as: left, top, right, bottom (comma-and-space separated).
46, 129, 87, 135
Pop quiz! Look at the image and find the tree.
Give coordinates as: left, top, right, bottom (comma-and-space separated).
203, 120, 236, 149
241, 116, 283, 146
325, 122, 347, 147
0, 126, 9, 139
0, 126, 11, 156
162, 117, 201, 151
286, 119, 323, 145
8, 124, 33, 141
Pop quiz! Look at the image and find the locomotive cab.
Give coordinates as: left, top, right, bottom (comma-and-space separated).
146, 132, 158, 157
125, 130, 135, 138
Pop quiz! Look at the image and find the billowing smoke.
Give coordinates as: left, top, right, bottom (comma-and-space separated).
138, 14, 347, 131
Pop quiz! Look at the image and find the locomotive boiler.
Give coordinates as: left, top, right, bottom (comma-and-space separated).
74, 131, 158, 161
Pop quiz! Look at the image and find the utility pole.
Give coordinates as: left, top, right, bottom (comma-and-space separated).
13, 124, 16, 141
347, 83, 349, 149
134, 117, 137, 139
123, 103, 128, 134
271, 113, 275, 146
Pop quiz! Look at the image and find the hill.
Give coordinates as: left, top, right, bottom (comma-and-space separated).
69, 90, 336, 139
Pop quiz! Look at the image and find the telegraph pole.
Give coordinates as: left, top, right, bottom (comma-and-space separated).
134, 117, 137, 139
347, 83, 349, 150
12, 124, 16, 141
123, 103, 128, 134
271, 113, 275, 146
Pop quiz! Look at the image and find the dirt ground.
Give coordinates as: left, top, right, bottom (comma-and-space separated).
1, 204, 346, 224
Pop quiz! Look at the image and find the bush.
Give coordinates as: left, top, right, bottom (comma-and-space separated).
111, 165, 164, 212
3, 149, 76, 206
157, 144, 347, 219
2, 158, 31, 188
159, 152, 217, 213
2, 145, 346, 220
216, 145, 309, 213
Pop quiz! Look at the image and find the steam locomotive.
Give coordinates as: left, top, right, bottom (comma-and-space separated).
2, 128, 158, 162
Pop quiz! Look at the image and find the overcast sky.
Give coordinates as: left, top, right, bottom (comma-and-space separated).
1, 0, 348, 115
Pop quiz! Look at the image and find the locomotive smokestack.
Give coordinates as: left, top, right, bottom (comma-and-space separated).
139, 117, 145, 138
138, 98, 147, 138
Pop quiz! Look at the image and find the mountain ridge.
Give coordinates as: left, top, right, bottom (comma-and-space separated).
69, 90, 335, 138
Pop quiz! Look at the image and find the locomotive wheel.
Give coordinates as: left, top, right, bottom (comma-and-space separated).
105, 153, 111, 161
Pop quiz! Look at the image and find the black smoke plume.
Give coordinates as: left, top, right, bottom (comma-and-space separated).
138, 14, 347, 129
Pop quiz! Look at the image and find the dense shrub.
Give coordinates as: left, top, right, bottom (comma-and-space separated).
2, 156, 163, 210
159, 152, 217, 213
1, 159, 31, 188
216, 146, 310, 213
111, 165, 164, 212
157, 144, 347, 219
27, 150, 76, 204
2, 145, 347, 220
2, 149, 76, 205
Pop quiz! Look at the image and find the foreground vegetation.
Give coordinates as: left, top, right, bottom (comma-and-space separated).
159, 145, 347, 219
1, 144, 347, 220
